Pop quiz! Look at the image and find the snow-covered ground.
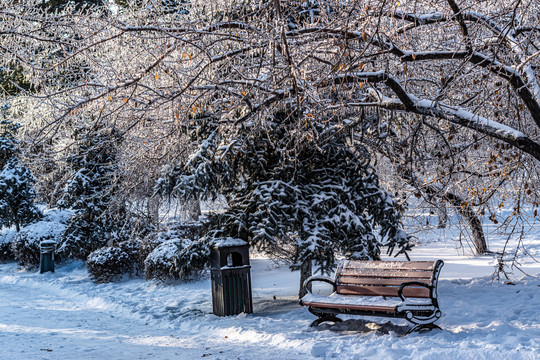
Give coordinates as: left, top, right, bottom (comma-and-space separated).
0, 230, 539, 360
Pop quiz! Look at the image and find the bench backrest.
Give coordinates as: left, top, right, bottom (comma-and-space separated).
335, 260, 443, 298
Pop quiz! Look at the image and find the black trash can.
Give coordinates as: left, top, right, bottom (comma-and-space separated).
40, 240, 56, 274
210, 238, 253, 316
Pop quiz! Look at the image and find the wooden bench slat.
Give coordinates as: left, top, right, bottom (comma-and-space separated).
306, 301, 396, 313
338, 276, 433, 287
341, 261, 436, 271
337, 284, 431, 298
339, 269, 433, 279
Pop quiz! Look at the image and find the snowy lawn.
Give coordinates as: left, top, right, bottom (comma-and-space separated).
0, 235, 539, 360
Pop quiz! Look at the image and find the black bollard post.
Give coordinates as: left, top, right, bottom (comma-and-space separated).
40, 240, 56, 274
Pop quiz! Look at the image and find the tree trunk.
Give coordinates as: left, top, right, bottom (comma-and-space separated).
398, 165, 488, 255
298, 259, 312, 299
421, 189, 487, 255
437, 205, 448, 229
186, 199, 201, 221
147, 197, 160, 226
456, 203, 488, 255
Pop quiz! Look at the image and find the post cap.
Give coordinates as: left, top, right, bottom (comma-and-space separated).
40, 240, 56, 245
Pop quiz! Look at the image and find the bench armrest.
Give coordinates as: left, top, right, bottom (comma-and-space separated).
302, 276, 337, 295
397, 281, 432, 302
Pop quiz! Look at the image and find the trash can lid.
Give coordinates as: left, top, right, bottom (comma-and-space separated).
40, 240, 57, 245
213, 238, 248, 248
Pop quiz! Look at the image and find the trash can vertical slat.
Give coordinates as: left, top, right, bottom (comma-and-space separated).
227, 272, 232, 314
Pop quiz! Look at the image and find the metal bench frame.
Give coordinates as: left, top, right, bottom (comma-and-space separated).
299, 260, 444, 334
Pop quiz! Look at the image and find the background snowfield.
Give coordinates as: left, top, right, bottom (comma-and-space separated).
0, 230, 539, 360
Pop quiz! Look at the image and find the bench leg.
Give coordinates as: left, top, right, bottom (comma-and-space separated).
310, 315, 343, 327
406, 323, 442, 335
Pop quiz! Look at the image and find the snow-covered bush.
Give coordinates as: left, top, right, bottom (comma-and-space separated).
87, 240, 140, 283
137, 222, 186, 269
138, 235, 166, 272
11, 208, 73, 268
144, 238, 210, 281
0, 227, 16, 262
173, 239, 212, 278
144, 239, 183, 281
143, 221, 206, 281
11, 231, 41, 268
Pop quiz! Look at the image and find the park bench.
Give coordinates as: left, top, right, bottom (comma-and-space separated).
299, 260, 444, 334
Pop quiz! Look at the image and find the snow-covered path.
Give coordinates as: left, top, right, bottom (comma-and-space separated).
0, 270, 206, 359
1, 236, 539, 360
0, 261, 314, 359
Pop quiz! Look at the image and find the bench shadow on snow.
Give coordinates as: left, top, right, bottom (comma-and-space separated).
253, 298, 301, 316
312, 319, 412, 336
251, 299, 430, 336
251, 299, 422, 336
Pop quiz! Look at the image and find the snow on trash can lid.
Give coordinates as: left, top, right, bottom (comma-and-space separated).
40, 240, 56, 251
213, 237, 248, 248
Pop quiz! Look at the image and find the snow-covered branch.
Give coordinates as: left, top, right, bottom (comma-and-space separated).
371, 93, 540, 161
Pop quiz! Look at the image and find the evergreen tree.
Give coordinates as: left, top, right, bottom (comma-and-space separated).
58, 124, 124, 259
39, 0, 106, 13
0, 105, 42, 232
114, 0, 189, 13
157, 108, 411, 295
0, 64, 36, 97
0, 113, 19, 168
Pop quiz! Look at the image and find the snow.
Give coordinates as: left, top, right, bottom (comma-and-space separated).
146, 239, 181, 261
22, 208, 73, 238
0, 226, 16, 244
301, 293, 406, 308
0, 230, 539, 359
213, 238, 248, 248
414, 98, 527, 141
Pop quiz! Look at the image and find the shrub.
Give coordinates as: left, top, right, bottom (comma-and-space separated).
173, 239, 212, 278
11, 208, 72, 268
143, 221, 206, 281
11, 230, 41, 268
87, 240, 140, 283
138, 236, 164, 272
0, 227, 16, 262
144, 239, 183, 281
0, 158, 43, 232
57, 212, 134, 260
144, 239, 212, 281
168, 221, 204, 240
